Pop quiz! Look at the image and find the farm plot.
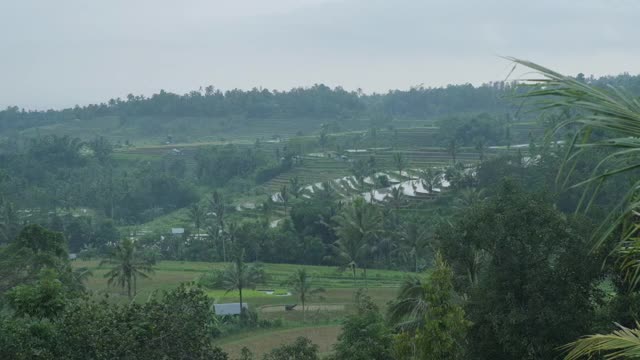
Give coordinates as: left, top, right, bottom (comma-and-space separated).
219, 325, 342, 359
73, 260, 406, 304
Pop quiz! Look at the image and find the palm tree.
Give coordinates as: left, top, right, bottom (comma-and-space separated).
474, 136, 487, 160
513, 58, 640, 246
285, 268, 325, 323
387, 275, 428, 332
205, 223, 221, 260
0, 208, 9, 244
332, 197, 382, 288
418, 168, 443, 194
350, 159, 373, 186
393, 152, 408, 177
261, 195, 274, 223
312, 181, 337, 202
101, 238, 154, 299
280, 185, 289, 215
0, 200, 18, 243
385, 186, 405, 225
447, 138, 458, 164
188, 203, 206, 237
319, 124, 329, 154
222, 250, 263, 316
395, 221, 431, 273
514, 58, 640, 358
289, 176, 307, 199
453, 188, 487, 209
210, 191, 226, 261
69, 266, 94, 293
210, 191, 226, 231
0, 221, 7, 244
563, 323, 640, 360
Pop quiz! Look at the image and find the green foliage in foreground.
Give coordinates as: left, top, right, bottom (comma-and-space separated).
392, 254, 469, 360
1, 225, 228, 360
439, 182, 604, 359
563, 322, 640, 360
0, 285, 228, 360
327, 291, 394, 360
514, 58, 640, 359
262, 337, 320, 360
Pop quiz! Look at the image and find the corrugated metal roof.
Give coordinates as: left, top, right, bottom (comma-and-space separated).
214, 303, 248, 315
171, 228, 184, 234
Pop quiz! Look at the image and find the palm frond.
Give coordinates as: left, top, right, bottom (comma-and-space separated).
387, 276, 428, 331
563, 323, 640, 360
511, 57, 640, 250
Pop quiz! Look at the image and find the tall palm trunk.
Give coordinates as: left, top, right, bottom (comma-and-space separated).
363, 266, 368, 289
222, 237, 227, 262
220, 224, 227, 262
352, 265, 357, 289
239, 286, 243, 316
302, 296, 306, 323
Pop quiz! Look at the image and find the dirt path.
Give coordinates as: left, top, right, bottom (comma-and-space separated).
260, 304, 346, 313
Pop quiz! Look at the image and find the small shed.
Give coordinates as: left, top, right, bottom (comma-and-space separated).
214, 303, 248, 316
171, 228, 184, 236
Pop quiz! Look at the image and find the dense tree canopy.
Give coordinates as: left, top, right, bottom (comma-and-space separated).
438, 182, 604, 360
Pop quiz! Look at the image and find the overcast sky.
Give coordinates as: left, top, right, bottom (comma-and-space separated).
1, 0, 638, 109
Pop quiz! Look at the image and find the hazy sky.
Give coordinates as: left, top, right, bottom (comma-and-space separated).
1, 0, 638, 109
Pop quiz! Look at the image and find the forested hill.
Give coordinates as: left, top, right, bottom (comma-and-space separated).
2, 73, 639, 143
1, 83, 510, 125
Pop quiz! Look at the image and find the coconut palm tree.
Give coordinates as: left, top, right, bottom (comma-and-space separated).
312, 181, 337, 202
261, 195, 274, 223
0, 200, 18, 244
188, 203, 207, 238
210, 191, 227, 261
101, 238, 154, 299
447, 139, 459, 164
332, 197, 382, 288
474, 136, 487, 160
395, 221, 431, 273
388, 252, 465, 336
514, 58, 640, 246
385, 186, 406, 225
418, 168, 443, 194
222, 250, 263, 316
393, 152, 408, 177
210, 191, 226, 231
289, 176, 309, 199
453, 188, 487, 210
387, 275, 428, 333
280, 185, 290, 215
285, 268, 325, 323
514, 58, 640, 359
563, 323, 640, 360
319, 124, 329, 154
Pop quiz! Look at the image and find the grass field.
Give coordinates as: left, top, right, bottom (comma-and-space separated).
75, 260, 407, 307
74, 259, 407, 354
218, 325, 342, 358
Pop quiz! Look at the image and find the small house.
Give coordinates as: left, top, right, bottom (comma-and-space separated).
214, 303, 249, 316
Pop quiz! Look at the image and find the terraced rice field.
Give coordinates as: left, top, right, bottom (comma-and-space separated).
262, 145, 481, 193
263, 156, 352, 192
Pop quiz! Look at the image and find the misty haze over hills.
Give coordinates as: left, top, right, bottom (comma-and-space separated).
1, 0, 638, 108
